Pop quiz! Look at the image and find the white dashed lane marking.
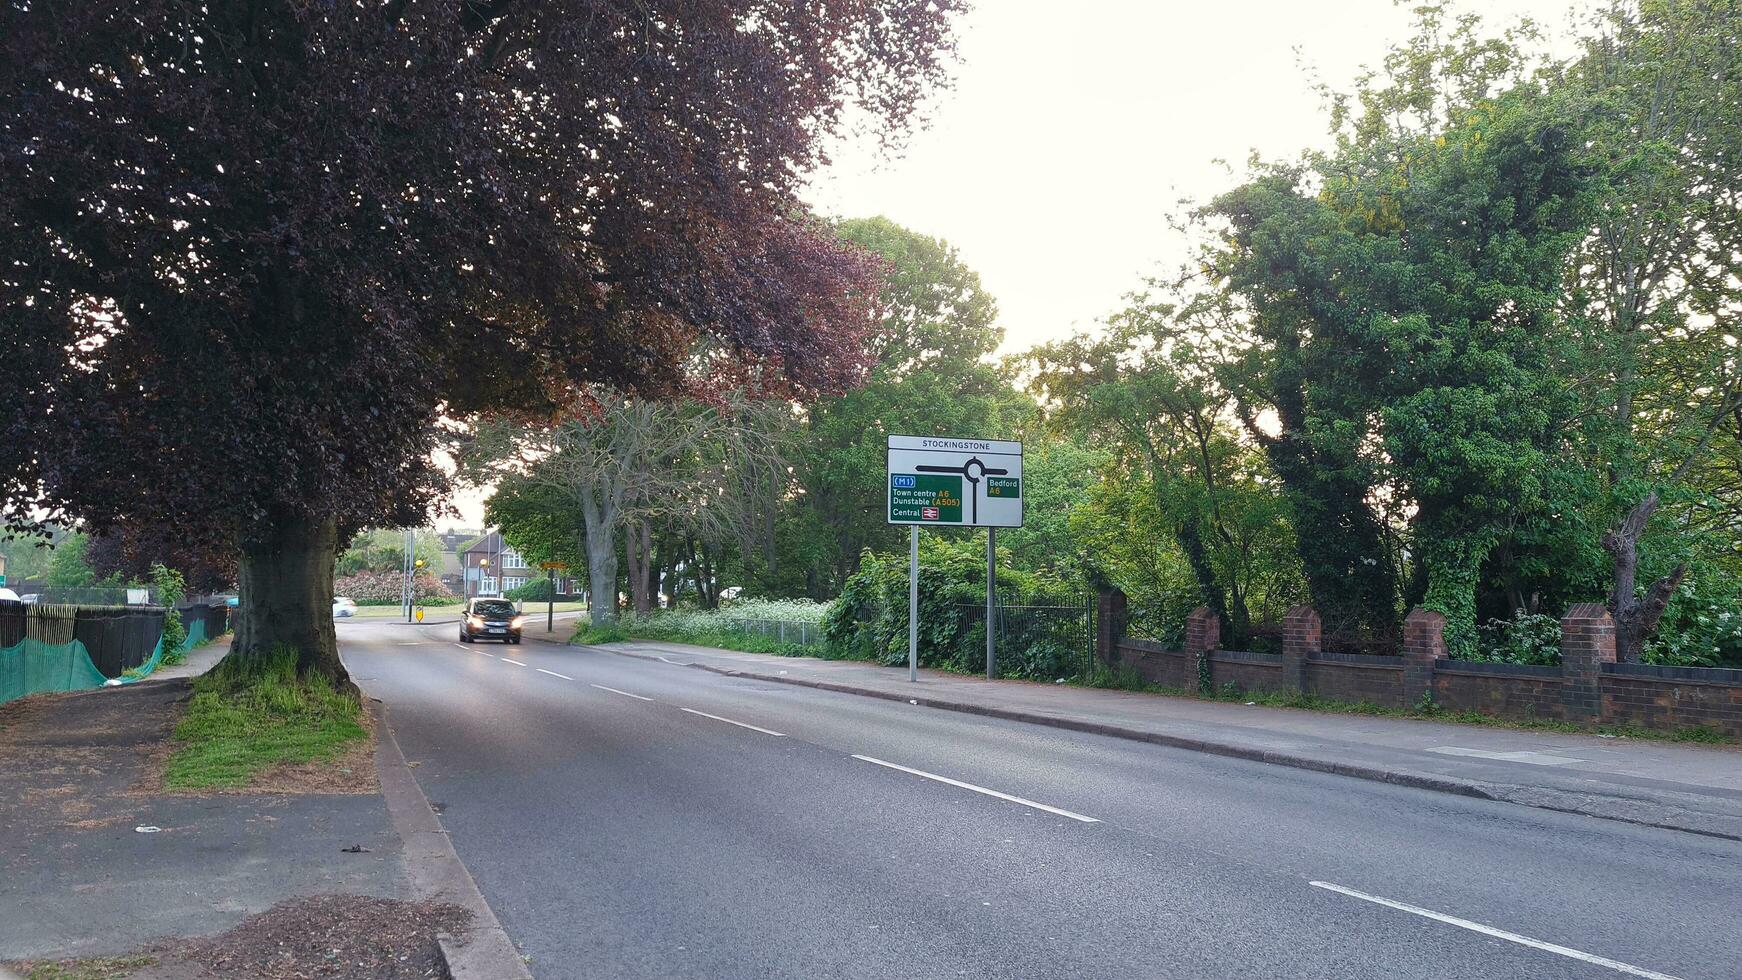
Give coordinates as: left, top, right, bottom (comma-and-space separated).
1309, 881, 1685, 980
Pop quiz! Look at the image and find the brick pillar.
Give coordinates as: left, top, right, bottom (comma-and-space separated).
1184, 606, 1219, 693
1096, 588, 1128, 665
1401, 608, 1445, 707
1281, 604, 1320, 693
1560, 603, 1616, 724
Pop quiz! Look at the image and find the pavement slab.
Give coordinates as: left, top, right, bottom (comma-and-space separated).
0, 677, 407, 961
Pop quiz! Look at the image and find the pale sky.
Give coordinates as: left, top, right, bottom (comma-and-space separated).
451, 0, 1576, 527
803, 0, 1579, 354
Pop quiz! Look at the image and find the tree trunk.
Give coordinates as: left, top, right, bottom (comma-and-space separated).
586, 528, 619, 627
624, 520, 656, 616
231, 513, 347, 684
1603, 491, 1686, 663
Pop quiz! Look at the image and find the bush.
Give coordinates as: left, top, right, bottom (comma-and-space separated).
572, 599, 831, 655
1471, 610, 1562, 666
149, 562, 188, 656
1644, 580, 1742, 668
332, 570, 454, 603
823, 536, 1086, 680
505, 576, 556, 602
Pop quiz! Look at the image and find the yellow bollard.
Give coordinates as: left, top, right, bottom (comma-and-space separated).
415, 607, 425, 622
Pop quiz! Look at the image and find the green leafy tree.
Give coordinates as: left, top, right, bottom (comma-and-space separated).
1555, 0, 1742, 660
1209, 84, 1593, 657
45, 534, 97, 588
1026, 309, 1303, 646
793, 217, 1022, 593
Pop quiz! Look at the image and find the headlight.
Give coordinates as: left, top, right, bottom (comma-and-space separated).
511, 616, 525, 629
468, 616, 484, 627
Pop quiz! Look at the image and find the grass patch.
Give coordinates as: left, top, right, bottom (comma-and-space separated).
572, 623, 631, 645
15, 954, 156, 980
163, 647, 367, 790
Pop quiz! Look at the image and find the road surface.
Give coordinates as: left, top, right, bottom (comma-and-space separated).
339, 617, 1742, 980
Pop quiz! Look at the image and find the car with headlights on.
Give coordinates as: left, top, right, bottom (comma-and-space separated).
460, 597, 524, 643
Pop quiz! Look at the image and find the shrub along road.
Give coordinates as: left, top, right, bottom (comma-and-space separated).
340, 617, 1742, 979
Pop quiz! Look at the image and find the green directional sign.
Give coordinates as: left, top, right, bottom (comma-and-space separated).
985, 476, 1020, 498
889, 473, 963, 523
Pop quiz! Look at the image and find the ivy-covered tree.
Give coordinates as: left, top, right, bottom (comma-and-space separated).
1, 1, 961, 679
1209, 82, 1592, 656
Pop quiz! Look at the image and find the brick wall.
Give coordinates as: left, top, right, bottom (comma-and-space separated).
1205, 650, 1287, 694
1304, 657, 1407, 708
1112, 639, 1191, 689
1092, 590, 1742, 737
1432, 662, 1564, 721
1601, 665, 1742, 736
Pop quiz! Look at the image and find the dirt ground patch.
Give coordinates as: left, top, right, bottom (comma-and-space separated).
6, 894, 471, 980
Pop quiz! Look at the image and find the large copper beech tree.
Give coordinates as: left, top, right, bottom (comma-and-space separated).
0, 0, 961, 679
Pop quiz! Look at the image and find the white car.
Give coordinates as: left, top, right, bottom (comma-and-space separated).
0, 587, 18, 603
332, 596, 358, 618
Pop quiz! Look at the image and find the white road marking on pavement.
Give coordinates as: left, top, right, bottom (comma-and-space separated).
590, 684, 654, 701
1425, 746, 1583, 767
397, 642, 424, 646
680, 708, 786, 737
1309, 881, 1686, 980
537, 668, 573, 680
851, 755, 1099, 823
657, 656, 695, 666
501, 658, 527, 666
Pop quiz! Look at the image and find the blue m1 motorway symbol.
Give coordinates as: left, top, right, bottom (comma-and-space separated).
892, 475, 916, 488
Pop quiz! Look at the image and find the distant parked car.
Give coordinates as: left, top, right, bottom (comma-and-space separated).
17, 593, 39, 604
459, 597, 523, 644
333, 596, 358, 618
0, 587, 18, 603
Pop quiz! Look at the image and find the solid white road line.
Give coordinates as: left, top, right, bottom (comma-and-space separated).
680, 707, 787, 737
1308, 881, 1686, 980
501, 658, 527, 666
590, 684, 654, 701
537, 668, 573, 680
851, 755, 1099, 823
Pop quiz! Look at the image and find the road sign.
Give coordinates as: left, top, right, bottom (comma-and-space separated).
886, 435, 1023, 528
540, 561, 568, 570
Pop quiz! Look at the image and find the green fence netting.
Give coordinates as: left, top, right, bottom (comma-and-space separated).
120, 635, 168, 684
1, 602, 232, 704
0, 636, 110, 703
180, 617, 208, 652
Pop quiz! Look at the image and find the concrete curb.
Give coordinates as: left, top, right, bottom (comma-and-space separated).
369, 701, 533, 980
577, 643, 1742, 843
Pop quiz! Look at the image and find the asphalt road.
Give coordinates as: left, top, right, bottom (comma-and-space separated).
340, 618, 1742, 980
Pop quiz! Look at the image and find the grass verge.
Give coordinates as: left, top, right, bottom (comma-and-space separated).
12, 955, 156, 980
572, 620, 820, 658
1077, 665, 1735, 744
163, 647, 368, 790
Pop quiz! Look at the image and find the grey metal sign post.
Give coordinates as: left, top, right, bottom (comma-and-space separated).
908, 527, 919, 682
886, 435, 1023, 681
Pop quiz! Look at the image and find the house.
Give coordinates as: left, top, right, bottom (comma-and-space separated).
456, 531, 580, 598
435, 527, 475, 595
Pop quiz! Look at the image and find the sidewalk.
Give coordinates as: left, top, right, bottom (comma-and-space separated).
0, 680, 409, 962
547, 629, 1742, 840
